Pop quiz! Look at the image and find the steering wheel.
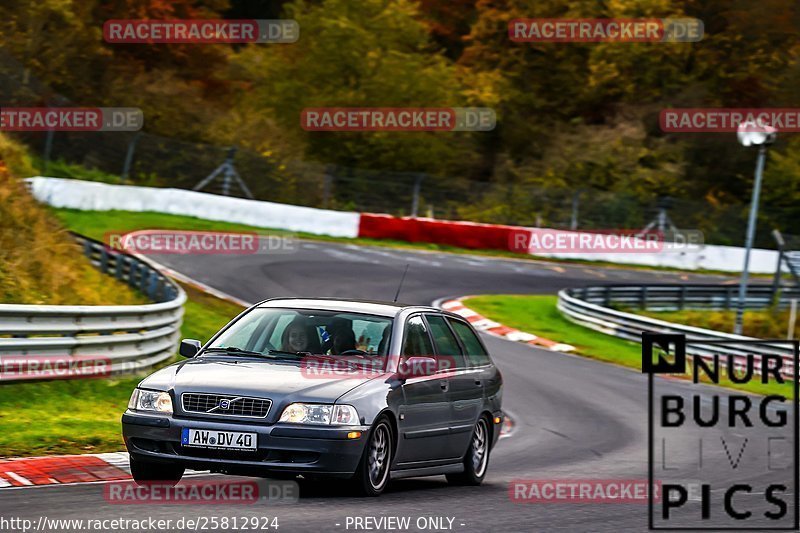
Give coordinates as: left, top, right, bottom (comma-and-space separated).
339, 349, 368, 356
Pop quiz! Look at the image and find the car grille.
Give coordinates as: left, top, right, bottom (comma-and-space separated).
181, 393, 271, 418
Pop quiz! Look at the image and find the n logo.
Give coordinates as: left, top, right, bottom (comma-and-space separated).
642, 333, 686, 374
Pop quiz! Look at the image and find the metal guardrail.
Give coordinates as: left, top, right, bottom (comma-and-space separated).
568, 284, 800, 312
0, 234, 186, 381
557, 284, 798, 377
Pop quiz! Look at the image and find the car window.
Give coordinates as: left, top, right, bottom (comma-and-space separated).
208, 308, 392, 356
213, 314, 263, 350
353, 319, 388, 354
401, 316, 434, 357
267, 314, 295, 349
449, 318, 491, 366
425, 315, 462, 356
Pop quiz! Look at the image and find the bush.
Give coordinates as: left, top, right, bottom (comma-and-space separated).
0, 133, 36, 177
0, 147, 145, 305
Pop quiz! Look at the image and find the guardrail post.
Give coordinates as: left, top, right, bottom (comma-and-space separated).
147, 271, 159, 300
640, 286, 648, 309
725, 287, 733, 310
679, 286, 686, 310
139, 263, 149, 293
115, 254, 125, 280
83, 239, 93, 259
603, 286, 610, 307
158, 278, 169, 302
99, 247, 109, 273
128, 261, 138, 288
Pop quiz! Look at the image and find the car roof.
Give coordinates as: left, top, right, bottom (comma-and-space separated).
255, 297, 440, 318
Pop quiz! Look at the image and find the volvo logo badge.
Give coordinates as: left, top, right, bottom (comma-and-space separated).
219, 399, 231, 409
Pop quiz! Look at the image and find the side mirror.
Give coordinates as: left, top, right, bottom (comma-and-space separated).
397, 356, 438, 380
179, 339, 202, 358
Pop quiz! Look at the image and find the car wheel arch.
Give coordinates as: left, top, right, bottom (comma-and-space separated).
479, 411, 495, 449
373, 409, 399, 462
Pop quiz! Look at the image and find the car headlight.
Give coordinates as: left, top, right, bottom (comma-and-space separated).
128, 389, 172, 415
279, 403, 359, 425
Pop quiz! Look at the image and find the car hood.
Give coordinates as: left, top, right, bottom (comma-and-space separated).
139, 356, 383, 420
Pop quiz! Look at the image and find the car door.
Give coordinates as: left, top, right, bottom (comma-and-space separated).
425, 314, 484, 458
394, 314, 453, 466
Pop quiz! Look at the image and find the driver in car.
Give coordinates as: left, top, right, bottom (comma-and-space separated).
332, 328, 357, 354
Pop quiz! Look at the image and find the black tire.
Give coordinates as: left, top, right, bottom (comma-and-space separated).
446, 416, 490, 486
130, 456, 184, 486
352, 416, 393, 496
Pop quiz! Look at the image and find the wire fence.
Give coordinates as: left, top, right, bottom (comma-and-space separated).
0, 49, 793, 248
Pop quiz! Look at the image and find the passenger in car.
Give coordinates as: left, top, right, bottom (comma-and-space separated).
281, 318, 322, 353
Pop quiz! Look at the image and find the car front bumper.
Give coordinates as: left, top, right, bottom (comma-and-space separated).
122, 411, 369, 478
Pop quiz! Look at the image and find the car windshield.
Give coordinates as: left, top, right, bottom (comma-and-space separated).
206, 308, 393, 360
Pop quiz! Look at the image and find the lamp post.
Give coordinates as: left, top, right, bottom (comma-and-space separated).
733, 121, 777, 335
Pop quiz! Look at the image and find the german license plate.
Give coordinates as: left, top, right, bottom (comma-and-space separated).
181, 428, 257, 450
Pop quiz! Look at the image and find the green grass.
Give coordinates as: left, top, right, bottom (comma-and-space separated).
463, 294, 794, 398
637, 307, 799, 340
0, 284, 244, 458
34, 158, 124, 184
51, 208, 745, 276
464, 294, 644, 367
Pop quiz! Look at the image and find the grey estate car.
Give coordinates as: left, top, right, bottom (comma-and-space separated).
122, 298, 503, 496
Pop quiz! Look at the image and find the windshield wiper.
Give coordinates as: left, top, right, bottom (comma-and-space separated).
203, 346, 270, 358
267, 349, 310, 359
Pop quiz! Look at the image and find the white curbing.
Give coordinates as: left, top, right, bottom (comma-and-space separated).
440, 296, 576, 353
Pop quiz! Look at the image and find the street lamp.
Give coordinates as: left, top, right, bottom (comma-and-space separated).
733, 120, 777, 335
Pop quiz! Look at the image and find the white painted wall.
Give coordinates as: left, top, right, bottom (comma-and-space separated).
27, 177, 361, 238
528, 240, 779, 274
530, 247, 778, 274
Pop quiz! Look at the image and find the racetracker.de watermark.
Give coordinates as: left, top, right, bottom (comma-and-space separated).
299, 355, 460, 379
0, 108, 142, 132
661, 108, 800, 132
301, 108, 495, 131
104, 19, 298, 44
509, 479, 661, 503
509, 229, 704, 254
509, 18, 703, 42
0, 356, 113, 381
104, 230, 298, 255
104, 479, 299, 504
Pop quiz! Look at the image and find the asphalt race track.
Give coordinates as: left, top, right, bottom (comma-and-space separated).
3, 239, 791, 532
154, 239, 730, 304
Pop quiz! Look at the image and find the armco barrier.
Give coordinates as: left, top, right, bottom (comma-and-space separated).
358, 213, 529, 252
557, 284, 799, 377
27, 177, 781, 273
0, 234, 185, 382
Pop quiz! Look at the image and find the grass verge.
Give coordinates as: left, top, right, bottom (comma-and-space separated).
636, 307, 799, 340
463, 294, 794, 399
0, 283, 244, 458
